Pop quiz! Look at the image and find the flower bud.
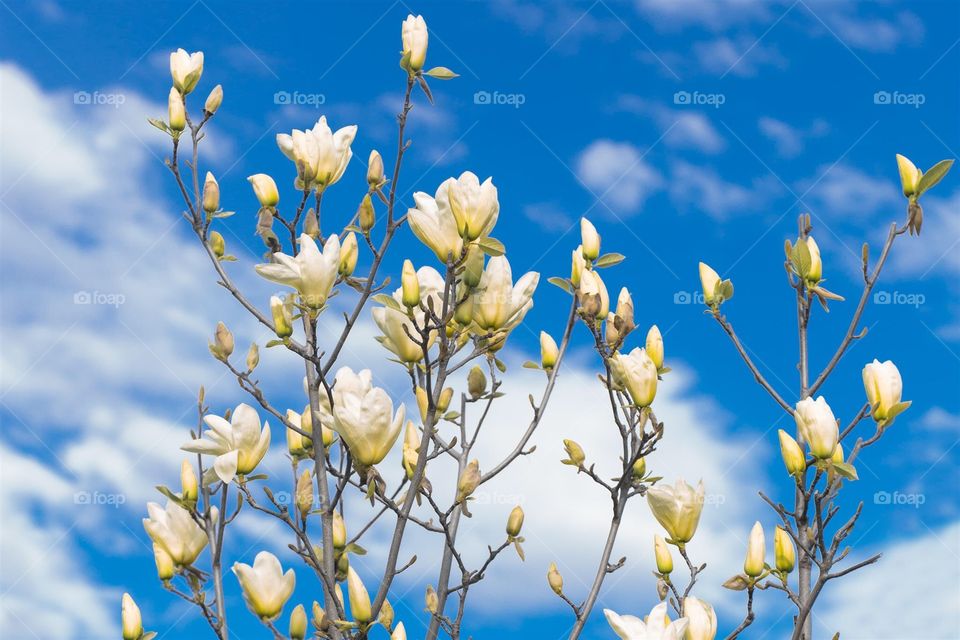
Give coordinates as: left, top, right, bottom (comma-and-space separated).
506, 505, 525, 537
339, 232, 358, 277
654, 534, 673, 574
571, 246, 586, 287
311, 601, 326, 631
270, 295, 294, 339
425, 585, 439, 614
289, 603, 307, 640
168, 87, 185, 131
456, 459, 481, 503
416, 386, 429, 423
615, 288, 635, 334
795, 396, 839, 459
632, 456, 646, 480
774, 526, 795, 573
645, 325, 664, 370
805, 236, 822, 285
578, 269, 608, 319
332, 510, 347, 550
896, 154, 922, 197
699, 262, 722, 306
204, 84, 223, 114
467, 366, 487, 398
401, 15, 429, 72
862, 359, 907, 424
181, 459, 198, 502
296, 470, 313, 518
246, 343, 259, 372
547, 562, 563, 595
604, 313, 621, 347
286, 410, 309, 457
367, 150, 385, 189
540, 331, 559, 370
202, 171, 220, 213
209, 230, 225, 258
437, 387, 454, 414
248, 174, 279, 208
211, 321, 234, 361
454, 293, 473, 325
744, 521, 765, 577
392, 622, 407, 640
121, 593, 143, 640
379, 599, 395, 631
153, 543, 175, 580
580, 217, 600, 260
401, 259, 420, 307
778, 429, 806, 476
358, 194, 375, 232
303, 208, 320, 239
463, 243, 484, 289
346, 566, 372, 623
562, 439, 585, 466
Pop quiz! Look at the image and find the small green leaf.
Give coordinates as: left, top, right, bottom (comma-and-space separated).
425, 66, 459, 80
477, 237, 505, 257
548, 276, 573, 294
722, 574, 750, 591
443, 411, 461, 421
155, 485, 186, 507
719, 279, 734, 301
344, 542, 367, 556
594, 253, 625, 268
832, 461, 859, 481
373, 293, 403, 312
494, 357, 507, 373
522, 360, 541, 370
917, 159, 953, 195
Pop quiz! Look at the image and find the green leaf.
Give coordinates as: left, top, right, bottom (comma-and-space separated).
719, 279, 734, 301
522, 360, 541, 370
141, 632, 158, 640
344, 542, 367, 556
548, 276, 573, 294
373, 293, 403, 312
425, 66, 459, 80
832, 461, 859, 481
443, 411, 461, 421
245, 473, 269, 482
494, 357, 507, 373
917, 159, 953, 195
792, 239, 811, 278
147, 118, 170, 134
265, 339, 285, 348
476, 237, 505, 257
155, 485, 185, 507
213, 210, 236, 219
593, 253, 625, 269
722, 574, 750, 591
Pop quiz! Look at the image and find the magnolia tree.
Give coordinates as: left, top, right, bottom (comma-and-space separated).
120, 14, 953, 640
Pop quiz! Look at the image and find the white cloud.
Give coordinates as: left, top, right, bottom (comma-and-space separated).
889, 189, 960, 278
802, 164, 901, 220
669, 160, 781, 219
918, 407, 960, 433
758, 117, 829, 158
819, 521, 960, 638
615, 95, 726, 154
693, 37, 786, 77
575, 140, 664, 213
523, 202, 576, 232
634, 0, 773, 31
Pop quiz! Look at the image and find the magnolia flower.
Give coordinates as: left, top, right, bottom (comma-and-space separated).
647, 479, 705, 544
346, 566, 372, 623
610, 347, 658, 408
256, 234, 341, 308
401, 15, 429, 71
774, 526, 796, 572
373, 265, 444, 362
794, 396, 838, 459
445, 171, 499, 241
471, 256, 539, 332
248, 173, 279, 208
645, 325, 664, 370
603, 603, 689, 640
168, 87, 185, 131
143, 499, 216, 566
805, 236, 822, 284
330, 367, 406, 467
777, 429, 806, 475
580, 217, 601, 260
233, 551, 296, 621
862, 359, 908, 423
121, 593, 143, 640
407, 183, 464, 262
276, 117, 357, 190
896, 154, 922, 197
181, 403, 271, 483
744, 521, 765, 577
683, 597, 717, 640
578, 269, 609, 318
170, 48, 203, 94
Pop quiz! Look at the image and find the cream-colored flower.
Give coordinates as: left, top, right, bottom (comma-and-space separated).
445, 171, 499, 241
143, 499, 216, 566
401, 15, 429, 71
330, 367, 405, 467
610, 347, 658, 408
744, 521, 765, 577
794, 396, 838, 459
346, 566, 372, 623
471, 256, 538, 332
603, 602, 689, 640
276, 116, 357, 190
407, 184, 464, 262
646, 479, 705, 544
256, 234, 341, 308
181, 403, 271, 483
248, 173, 279, 208
233, 551, 296, 621
862, 359, 907, 422
372, 265, 445, 362
169, 48, 204, 94
121, 593, 143, 640
683, 596, 717, 640
578, 269, 609, 318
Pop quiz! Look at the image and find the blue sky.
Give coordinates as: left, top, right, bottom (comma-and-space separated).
1, 0, 959, 638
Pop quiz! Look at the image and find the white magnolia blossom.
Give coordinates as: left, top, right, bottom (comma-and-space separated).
372, 266, 446, 362
169, 48, 203, 94
330, 367, 406, 467
604, 603, 689, 640
143, 499, 216, 566
181, 403, 271, 484
445, 171, 499, 241
471, 256, 539, 332
646, 478, 705, 544
407, 182, 464, 262
401, 14, 429, 71
233, 551, 296, 621
276, 116, 357, 189
121, 593, 142, 640
862, 359, 905, 422
683, 596, 717, 640
610, 347, 658, 408
794, 396, 838, 459
256, 234, 341, 308
579, 268, 609, 318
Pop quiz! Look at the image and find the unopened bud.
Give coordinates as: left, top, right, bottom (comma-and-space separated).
248, 174, 279, 208
332, 510, 347, 550
454, 294, 473, 325
339, 232, 358, 277
209, 230, 225, 258
121, 593, 143, 640
437, 387, 454, 414
654, 534, 673, 574
180, 459, 198, 502
456, 459, 481, 503
204, 84, 223, 115
287, 410, 309, 457
211, 321, 234, 361
646, 325, 664, 370
467, 366, 487, 398
895, 154, 922, 197
506, 505, 524, 537
379, 599, 395, 631
580, 218, 601, 261
270, 295, 294, 339
289, 603, 307, 640
605, 312, 621, 347
774, 526, 795, 573
425, 585, 439, 614
246, 343, 259, 372
391, 622, 407, 640
303, 208, 320, 239
416, 386, 429, 423
311, 601, 326, 631
547, 562, 563, 595
615, 288, 635, 334
168, 87, 185, 131
632, 456, 646, 480
540, 331, 559, 370
358, 194, 375, 232
296, 470, 313, 518
778, 429, 806, 476
463, 243, 484, 288
401, 259, 420, 307
744, 521, 765, 578
347, 567, 372, 623
562, 439, 585, 466
367, 150, 385, 189
202, 172, 220, 213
